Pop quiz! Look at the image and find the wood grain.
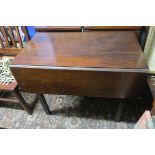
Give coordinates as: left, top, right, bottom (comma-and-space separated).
1, 26, 10, 48
11, 67, 147, 98
11, 31, 148, 99
0, 48, 21, 55
8, 26, 16, 48
0, 35, 5, 48
15, 26, 23, 48
11, 31, 147, 71
35, 26, 81, 31
84, 26, 142, 30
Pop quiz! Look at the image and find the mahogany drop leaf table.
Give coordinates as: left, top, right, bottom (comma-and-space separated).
10, 31, 149, 115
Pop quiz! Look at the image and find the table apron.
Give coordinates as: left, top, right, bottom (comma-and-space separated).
11, 67, 147, 98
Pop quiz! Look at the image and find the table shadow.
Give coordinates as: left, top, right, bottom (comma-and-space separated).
50, 97, 152, 123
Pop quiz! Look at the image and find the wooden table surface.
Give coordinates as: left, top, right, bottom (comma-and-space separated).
11, 31, 147, 72
11, 31, 148, 98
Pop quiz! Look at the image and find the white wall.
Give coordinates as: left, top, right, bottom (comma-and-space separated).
144, 26, 155, 73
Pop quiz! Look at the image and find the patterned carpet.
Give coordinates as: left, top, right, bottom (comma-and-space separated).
0, 93, 152, 129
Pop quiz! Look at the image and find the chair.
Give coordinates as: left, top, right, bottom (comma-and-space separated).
0, 26, 37, 114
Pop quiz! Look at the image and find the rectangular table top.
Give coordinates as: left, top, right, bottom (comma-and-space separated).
11, 31, 148, 72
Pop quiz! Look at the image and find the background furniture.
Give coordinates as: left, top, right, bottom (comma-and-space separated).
35, 26, 148, 50
35, 26, 142, 31
0, 26, 37, 114
35, 26, 82, 32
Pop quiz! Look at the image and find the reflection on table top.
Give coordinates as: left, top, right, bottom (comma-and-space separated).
11, 31, 148, 72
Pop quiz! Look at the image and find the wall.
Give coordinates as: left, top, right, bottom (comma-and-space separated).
144, 26, 155, 73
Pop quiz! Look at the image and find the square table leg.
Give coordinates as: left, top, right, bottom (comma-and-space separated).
115, 101, 125, 122
37, 94, 51, 115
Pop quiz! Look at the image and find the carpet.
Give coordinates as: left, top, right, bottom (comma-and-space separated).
0, 93, 152, 129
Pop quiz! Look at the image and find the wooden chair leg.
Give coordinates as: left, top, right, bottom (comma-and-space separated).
13, 89, 33, 115
151, 100, 155, 115
17, 88, 38, 110
37, 94, 51, 115
115, 101, 125, 122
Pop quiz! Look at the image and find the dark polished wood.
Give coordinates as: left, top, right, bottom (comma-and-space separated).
0, 36, 5, 48
35, 26, 142, 32
37, 94, 51, 115
84, 26, 142, 30
8, 26, 16, 48
15, 26, 23, 48
0, 82, 37, 114
11, 32, 147, 70
84, 26, 142, 39
115, 101, 125, 122
1, 26, 10, 48
11, 67, 147, 98
11, 31, 148, 99
0, 48, 21, 55
35, 26, 81, 32
13, 88, 34, 114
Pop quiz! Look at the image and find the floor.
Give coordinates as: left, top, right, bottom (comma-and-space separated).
0, 93, 152, 129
